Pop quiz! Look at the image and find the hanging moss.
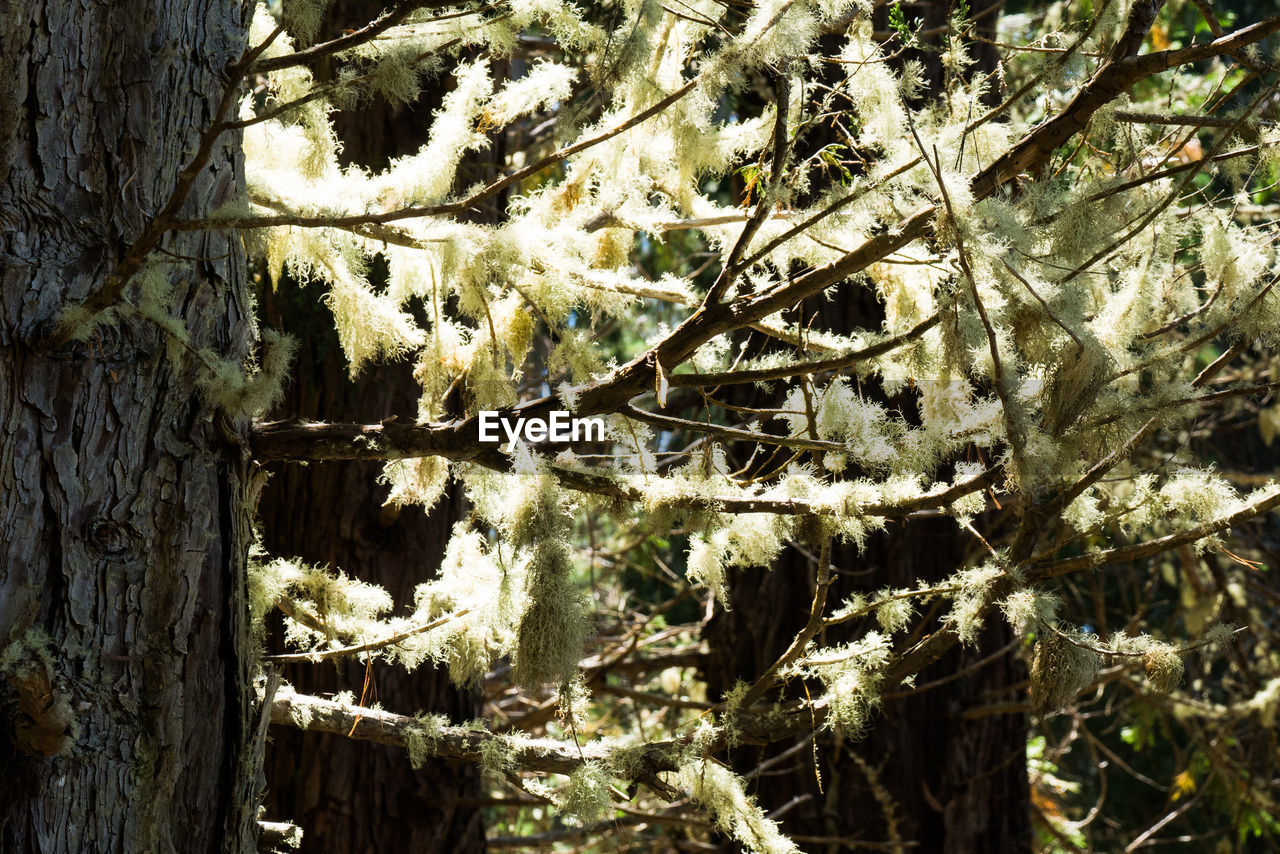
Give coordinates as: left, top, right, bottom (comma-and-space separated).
1030, 632, 1100, 715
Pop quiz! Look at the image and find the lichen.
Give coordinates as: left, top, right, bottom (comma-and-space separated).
677, 759, 800, 854
1030, 631, 1100, 715
404, 713, 447, 769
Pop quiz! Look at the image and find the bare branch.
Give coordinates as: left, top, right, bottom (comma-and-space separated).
620, 405, 848, 454
1113, 110, 1271, 128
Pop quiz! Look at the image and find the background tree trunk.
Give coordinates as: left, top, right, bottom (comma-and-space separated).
704, 4, 1030, 850
255, 5, 488, 849
0, 2, 260, 852
255, 300, 486, 853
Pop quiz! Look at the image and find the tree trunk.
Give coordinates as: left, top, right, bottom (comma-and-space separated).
255, 5, 487, 847
256, 289, 486, 853
704, 5, 1030, 848
1, 2, 260, 853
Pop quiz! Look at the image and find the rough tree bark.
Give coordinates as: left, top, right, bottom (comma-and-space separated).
0, 2, 261, 852
256, 294, 485, 853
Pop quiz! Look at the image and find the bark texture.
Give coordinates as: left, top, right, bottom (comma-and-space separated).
0, 2, 260, 852
255, 289, 486, 853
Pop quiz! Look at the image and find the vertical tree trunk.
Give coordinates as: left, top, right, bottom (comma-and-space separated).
704, 5, 1029, 849
1, 2, 259, 853
255, 5, 487, 847
255, 298, 486, 853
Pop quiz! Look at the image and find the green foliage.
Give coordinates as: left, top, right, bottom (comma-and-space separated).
888, 2, 913, 46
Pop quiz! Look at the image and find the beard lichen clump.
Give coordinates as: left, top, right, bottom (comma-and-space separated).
677, 759, 800, 854
512, 534, 590, 691
560, 761, 612, 825
404, 713, 447, 770
504, 461, 590, 693
1030, 631, 1101, 715
793, 633, 893, 736
1142, 645, 1184, 694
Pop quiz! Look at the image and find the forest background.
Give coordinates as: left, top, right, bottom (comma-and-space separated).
4, 0, 1280, 852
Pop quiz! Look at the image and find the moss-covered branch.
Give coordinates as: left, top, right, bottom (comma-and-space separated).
270, 688, 679, 777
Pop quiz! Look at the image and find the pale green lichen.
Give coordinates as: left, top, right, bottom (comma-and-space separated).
0, 628, 55, 673
793, 634, 892, 736
247, 544, 292, 647
195, 327, 299, 418
873, 588, 915, 635
603, 740, 652, 782
379, 456, 450, 511
205, 1, 1280, 827
678, 759, 800, 854
483, 456, 589, 693
1000, 590, 1057, 637
1243, 678, 1280, 728
560, 761, 612, 824
1040, 334, 1112, 437
287, 697, 314, 731
479, 736, 517, 774
1030, 631, 1100, 715
404, 713, 447, 769
1142, 646, 1184, 695
512, 537, 589, 691
53, 303, 120, 344
943, 561, 1005, 645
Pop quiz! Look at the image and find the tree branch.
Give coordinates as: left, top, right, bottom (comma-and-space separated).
249, 0, 468, 74
264, 609, 469, 664
251, 416, 1003, 519
1027, 487, 1280, 580
666, 313, 940, 389
971, 10, 1280, 199
270, 689, 680, 776
180, 81, 699, 232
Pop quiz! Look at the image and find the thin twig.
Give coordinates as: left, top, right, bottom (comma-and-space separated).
265, 609, 470, 664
